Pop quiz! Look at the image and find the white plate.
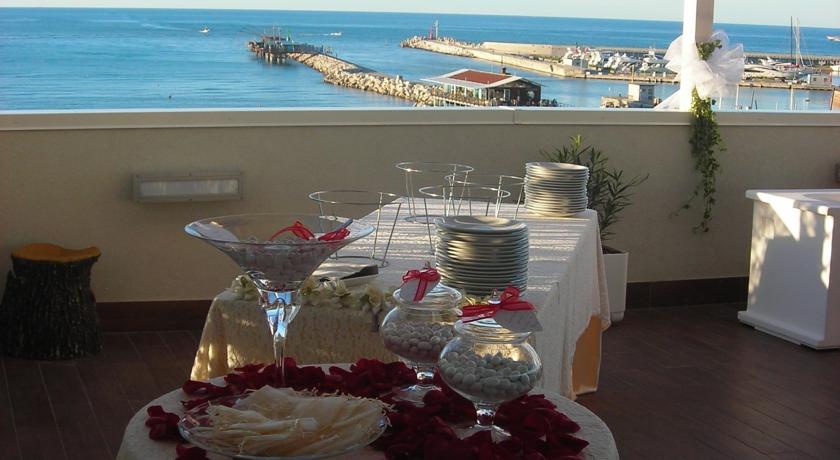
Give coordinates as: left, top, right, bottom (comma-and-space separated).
525, 207, 588, 217
526, 162, 589, 172
526, 171, 589, 178
525, 189, 587, 196
524, 201, 588, 208
525, 194, 587, 201
436, 254, 528, 265
525, 198, 588, 206
438, 248, 528, 257
441, 276, 528, 287
525, 192, 589, 200
435, 216, 526, 234
441, 281, 527, 294
437, 258, 527, 269
439, 273, 528, 284
525, 181, 587, 188
437, 248, 529, 258
437, 237, 529, 248
525, 180, 587, 186
438, 243, 528, 252
438, 267, 528, 279
437, 231, 528, 241
438, 264, 528, 274
525, 205, 587, 213
525, 185, 587, 192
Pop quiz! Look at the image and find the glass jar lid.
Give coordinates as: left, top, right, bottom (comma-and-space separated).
454, 317, 532, 343
392, 282, 462, 311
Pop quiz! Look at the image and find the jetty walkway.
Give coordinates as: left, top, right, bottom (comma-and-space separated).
248, 40, 435, 106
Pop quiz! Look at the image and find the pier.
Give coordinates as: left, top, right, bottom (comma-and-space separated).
401, 37, 839, 92
249, 36, 436, 105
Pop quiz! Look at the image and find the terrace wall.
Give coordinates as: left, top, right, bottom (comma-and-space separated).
1, 109, 837, 302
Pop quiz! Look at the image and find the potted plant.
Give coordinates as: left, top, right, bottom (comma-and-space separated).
542, 135, 648, 322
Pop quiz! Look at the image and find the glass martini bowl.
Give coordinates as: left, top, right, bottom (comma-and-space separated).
185, 213, 374, 385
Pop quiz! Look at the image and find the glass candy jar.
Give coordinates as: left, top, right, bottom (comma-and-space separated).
380, 283, 462, 402
438, 318, 542, 438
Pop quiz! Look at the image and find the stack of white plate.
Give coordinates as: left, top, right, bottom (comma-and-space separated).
524, 162, 589, 216
434, 216, 528, 296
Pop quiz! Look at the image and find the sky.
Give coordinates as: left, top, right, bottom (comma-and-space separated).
3, 0, 839, 28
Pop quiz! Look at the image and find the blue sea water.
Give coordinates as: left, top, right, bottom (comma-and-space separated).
1, 8, 838, 111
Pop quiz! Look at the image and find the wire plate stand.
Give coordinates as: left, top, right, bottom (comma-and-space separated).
308, 190, 403, 267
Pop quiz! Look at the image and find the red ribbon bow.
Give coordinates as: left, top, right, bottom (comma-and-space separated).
460, 286, 534, 322
269, 221, 315, 241
269, 221, 349, 242
317, 226, 350, 241
402, 268, 441, 302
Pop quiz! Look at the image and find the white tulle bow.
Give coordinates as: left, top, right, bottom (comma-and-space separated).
656, 30, 744, 110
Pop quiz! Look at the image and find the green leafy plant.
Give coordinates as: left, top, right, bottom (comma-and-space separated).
541, 135, 648, 242
678, 39, 724, 233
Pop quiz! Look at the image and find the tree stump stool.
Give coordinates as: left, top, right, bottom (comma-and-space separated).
0, 243, 103, 359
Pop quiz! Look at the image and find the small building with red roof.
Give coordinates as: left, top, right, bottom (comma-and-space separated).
422, 68, 543, 106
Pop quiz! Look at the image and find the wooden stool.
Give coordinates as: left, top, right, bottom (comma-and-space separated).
0, 243, 103, 359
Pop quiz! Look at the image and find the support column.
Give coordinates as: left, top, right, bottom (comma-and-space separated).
679, 0, 715, 110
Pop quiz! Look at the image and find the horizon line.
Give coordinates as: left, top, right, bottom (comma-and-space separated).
1, 5, 836, 29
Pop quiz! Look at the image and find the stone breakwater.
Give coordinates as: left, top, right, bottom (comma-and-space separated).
288, 52, 435, 105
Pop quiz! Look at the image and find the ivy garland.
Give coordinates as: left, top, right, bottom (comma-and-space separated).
678, 39, 724, 233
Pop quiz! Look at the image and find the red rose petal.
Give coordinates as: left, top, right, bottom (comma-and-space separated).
175, 443, 209, 460
146, 359, 590, 460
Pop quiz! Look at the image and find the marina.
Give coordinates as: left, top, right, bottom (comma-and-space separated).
401, 36, 839, 93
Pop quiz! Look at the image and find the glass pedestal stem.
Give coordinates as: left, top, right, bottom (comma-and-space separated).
259, 289, 298, 387
475, 403, 497, 430
415, 365, 435, 389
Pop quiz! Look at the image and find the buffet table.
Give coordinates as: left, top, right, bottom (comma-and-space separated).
191, 201, 610, 399
116, 366, 619, 460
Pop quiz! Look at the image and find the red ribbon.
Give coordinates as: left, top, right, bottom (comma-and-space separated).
269, 221, 315, 241
268, 221, 349, 242
402, 268, 441, 302
317, 226, 350, 241
460, 286, 534, 322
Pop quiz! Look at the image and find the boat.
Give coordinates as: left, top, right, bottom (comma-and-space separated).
199, 26, 210, 34
827, 35, 840, 42
743, 64, 797, 80
787, 18, 814, 77
329, 32, 342, 37
760, 56, 780, 67
642, 47, 668, 66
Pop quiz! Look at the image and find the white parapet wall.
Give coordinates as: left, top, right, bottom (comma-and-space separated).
0, 108, 838, 302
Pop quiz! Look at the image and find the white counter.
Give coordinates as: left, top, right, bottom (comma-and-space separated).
739, 189, 840, 348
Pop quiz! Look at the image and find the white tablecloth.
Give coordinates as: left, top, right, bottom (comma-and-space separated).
116, 367, 619, 460
190, 290, 397, 380
191, 201, 610, 398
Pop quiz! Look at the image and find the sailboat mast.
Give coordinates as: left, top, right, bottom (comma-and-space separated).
790, 17, 794, 64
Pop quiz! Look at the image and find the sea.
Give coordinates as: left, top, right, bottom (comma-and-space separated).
1, 8, 839, 111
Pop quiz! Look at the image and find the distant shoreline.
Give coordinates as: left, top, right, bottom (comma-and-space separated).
1, 6, 838, 30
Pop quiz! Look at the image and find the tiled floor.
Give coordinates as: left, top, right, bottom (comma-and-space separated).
2, 304, 840, 459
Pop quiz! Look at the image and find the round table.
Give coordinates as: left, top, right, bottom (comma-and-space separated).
116, 369, 618, 460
